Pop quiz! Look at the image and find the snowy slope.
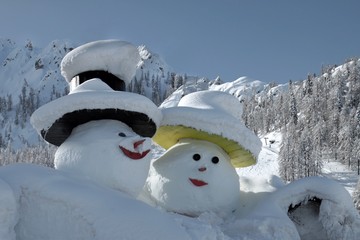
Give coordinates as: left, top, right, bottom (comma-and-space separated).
239, 131, 359, 195
0, 40, 71, 101
0, 39, 73, 149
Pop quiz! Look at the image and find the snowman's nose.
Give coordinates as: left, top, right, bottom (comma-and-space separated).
134, 139, 146, 149
198, 167, 207, 172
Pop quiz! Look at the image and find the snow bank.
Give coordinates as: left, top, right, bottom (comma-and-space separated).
0, 178, 17, 240
250, 176, 360, 240
0, 144, 359, 239
0, 164, 191, 240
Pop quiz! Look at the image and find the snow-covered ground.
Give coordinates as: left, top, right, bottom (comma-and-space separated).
237, 131, 360, 240
0, 130, 359, 239
322, 160, 359, 196
237, 131, 281, 182
239, 131, 359, 195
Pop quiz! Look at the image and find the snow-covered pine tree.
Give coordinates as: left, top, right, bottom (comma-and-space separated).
288, 80, 298, 126
353, 177, 360, 210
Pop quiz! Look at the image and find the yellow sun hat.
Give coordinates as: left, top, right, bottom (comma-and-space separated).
153, 90, 262, 168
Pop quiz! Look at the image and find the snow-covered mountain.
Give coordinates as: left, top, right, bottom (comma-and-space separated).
0, 39, 71, 102
1, 37, 358, 156
0, 39, 73, 149
160, 76, 266, 108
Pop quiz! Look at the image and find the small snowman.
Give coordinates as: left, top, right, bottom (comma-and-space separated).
145, 90, 262, 217
31, 39, 161, 197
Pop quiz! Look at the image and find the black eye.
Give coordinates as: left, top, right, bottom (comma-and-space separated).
118, 132, 126, 137
192, 154, 201, 161
211, 156, 219, 164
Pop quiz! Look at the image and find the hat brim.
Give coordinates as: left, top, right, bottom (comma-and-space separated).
31, 88, 161, 146
153, 125, 256, 168
42, 108, 157, 146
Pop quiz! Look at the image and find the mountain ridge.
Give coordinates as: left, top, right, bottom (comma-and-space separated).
0, 38, 357, 152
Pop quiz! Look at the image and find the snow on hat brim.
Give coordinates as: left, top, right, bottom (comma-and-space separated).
61, 40, 140, 84
153, 91, 262, 168
30, 79, 161, 146
153, 125, 256, 168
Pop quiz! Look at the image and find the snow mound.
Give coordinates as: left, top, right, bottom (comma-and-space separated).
0, 163, 191, 240
249, 176, 360, 240
0, 178, 17, 240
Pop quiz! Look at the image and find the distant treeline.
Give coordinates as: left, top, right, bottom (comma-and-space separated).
243, 58, 360, 181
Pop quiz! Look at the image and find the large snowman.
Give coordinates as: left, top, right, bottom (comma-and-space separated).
145, 90, 262, 217
31, 39, 161, 197
0, 40, 192, 240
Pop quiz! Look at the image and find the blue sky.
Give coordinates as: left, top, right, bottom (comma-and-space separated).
0, 0, 359, 83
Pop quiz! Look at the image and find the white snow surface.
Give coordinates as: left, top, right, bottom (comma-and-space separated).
0, 163, 191, 240
60, 39, 140, 84
0, 131, 359, 239
30, 79, 162, 138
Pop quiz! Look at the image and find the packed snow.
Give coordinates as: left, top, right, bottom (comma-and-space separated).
0, 164, 191, 240
1, 132, 359, 239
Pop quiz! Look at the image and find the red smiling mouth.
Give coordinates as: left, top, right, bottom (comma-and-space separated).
189, 178, 208, 187
119, 139, 150, 160
120, 147, 150, 160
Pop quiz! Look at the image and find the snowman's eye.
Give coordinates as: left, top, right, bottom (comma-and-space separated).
118, 132, 126, 137
211, 156, 219, 164
192, 154, 201, 161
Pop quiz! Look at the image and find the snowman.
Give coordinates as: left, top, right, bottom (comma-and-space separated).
32, 79, 160, 197
144, 90, 360, 239
145, 90, 262, 217
30, 39, 161, 197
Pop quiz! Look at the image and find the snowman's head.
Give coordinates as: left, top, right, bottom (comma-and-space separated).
146, 139, 240, 217
55, 119, 152, 197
